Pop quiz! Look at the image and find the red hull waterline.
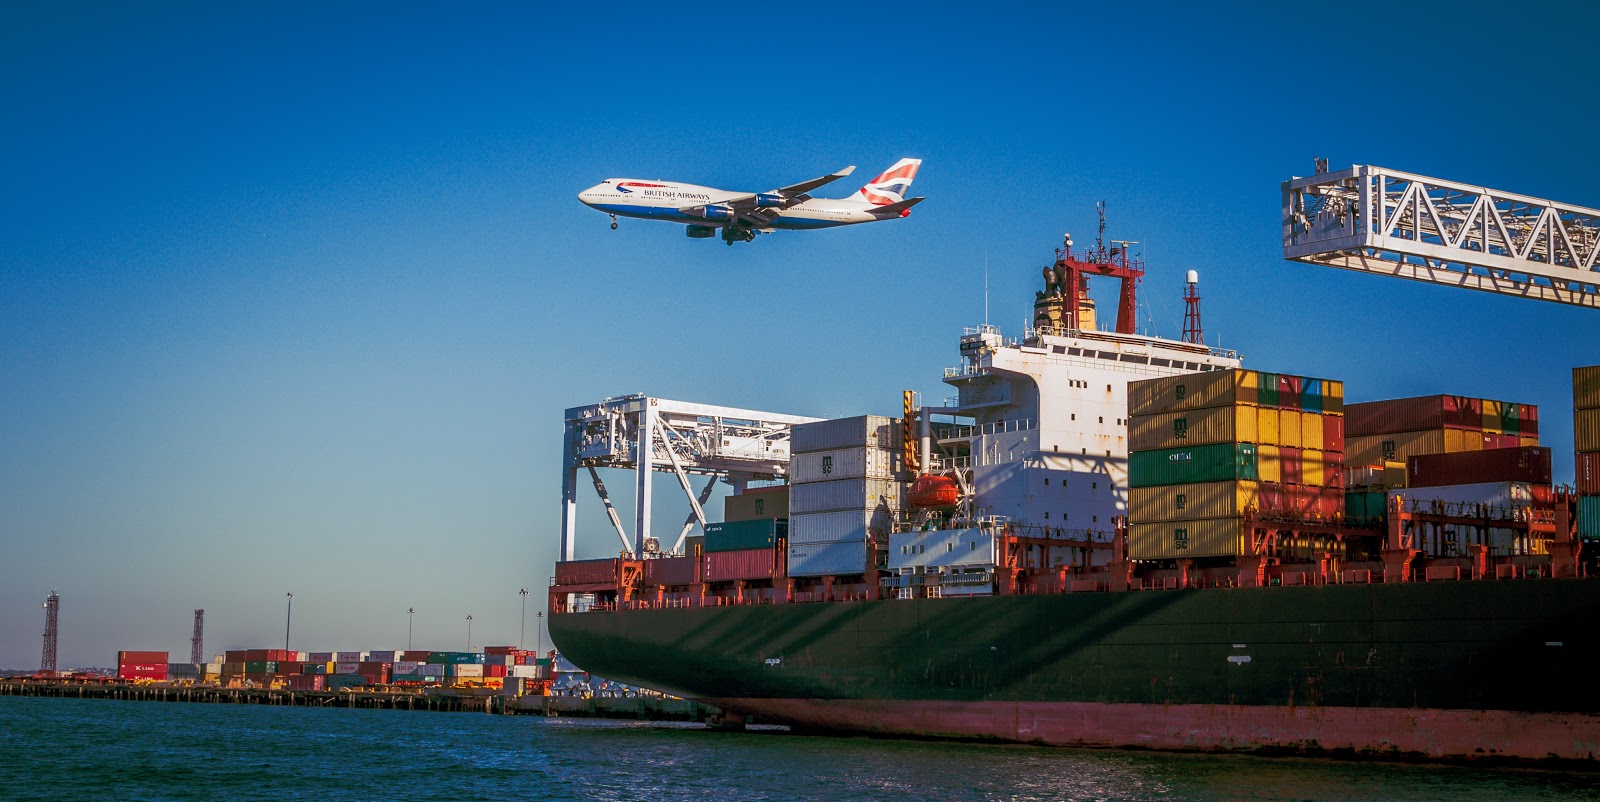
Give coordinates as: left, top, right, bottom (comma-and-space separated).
704, 698, 1600, 763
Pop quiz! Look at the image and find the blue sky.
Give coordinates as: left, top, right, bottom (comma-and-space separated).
3, 3, 1596, 668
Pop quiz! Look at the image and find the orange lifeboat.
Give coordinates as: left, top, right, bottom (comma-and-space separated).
907, 473, 960, 509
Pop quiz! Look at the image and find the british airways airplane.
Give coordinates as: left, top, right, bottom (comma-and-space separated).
577, 159, 923, 245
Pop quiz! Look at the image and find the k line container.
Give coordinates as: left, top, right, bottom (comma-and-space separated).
1128, 443, 1258, 488
704, 519, 785, 552
790, 477, 904, 514
1407, 446, 1552, 488
1576, 366, 1600, 411
1578, 408, 1600, 453
703, 547, 782, 582
787, 539, 870, 577
790, 446, 901, 483
724, 487, 789, 522
1129, 517, 1244, 560
791, 415, 902, 454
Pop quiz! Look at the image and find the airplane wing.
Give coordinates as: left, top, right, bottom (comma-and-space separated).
679, 166, 857, 213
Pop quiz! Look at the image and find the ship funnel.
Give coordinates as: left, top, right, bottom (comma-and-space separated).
1186, 269, 1199, 284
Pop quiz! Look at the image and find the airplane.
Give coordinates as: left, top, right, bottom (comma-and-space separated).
577, 158, 924, 245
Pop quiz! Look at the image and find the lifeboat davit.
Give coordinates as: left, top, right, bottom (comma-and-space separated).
907, 473, 960, 509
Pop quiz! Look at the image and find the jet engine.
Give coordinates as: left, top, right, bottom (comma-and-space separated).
697, 204, 735, 221
685, 225, 716, 239
754, 193, 784, 208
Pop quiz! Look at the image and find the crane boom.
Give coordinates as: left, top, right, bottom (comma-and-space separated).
1282, 163, 1600, 307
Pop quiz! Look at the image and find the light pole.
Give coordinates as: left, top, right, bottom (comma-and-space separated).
284, 592, 293, 652
536, 611, 544, 658
465, 614, 473, 652
519, 588, 530, 650
407, 607, 415, 651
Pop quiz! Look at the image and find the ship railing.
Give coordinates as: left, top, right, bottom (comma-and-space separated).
944, 363, 989, 379
963, 324, 1002, 336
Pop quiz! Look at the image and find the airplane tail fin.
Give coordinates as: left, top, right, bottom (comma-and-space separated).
838, 158, 922, 206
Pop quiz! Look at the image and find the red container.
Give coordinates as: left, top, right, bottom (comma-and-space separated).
1406, 446, 1552, 488
554, 558, 624, 586
484, 646, 516, 656
487, 665, 507, 678
244, 649, 272, 661
268, 649, 297, 662
644, 555, 699, 586
402, 650, 431, 662
1485, 433, 1520, 450
288, 675, 325, 691
225, 650, 249, 663
1322, 414, 1345, 454
1346, 395, 1482, 436
1324, 453, 1345, 489
1277, 375, 1302, 411
1257, 484, 1342, 517
1579, 452, 1600, 495
703, 547, 781, 582
1280, 447, 1304, 485
1520, 404, 1539, 437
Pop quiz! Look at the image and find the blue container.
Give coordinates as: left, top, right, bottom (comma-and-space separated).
1302, 378, 1324, 414
1579, 496, 1600, 539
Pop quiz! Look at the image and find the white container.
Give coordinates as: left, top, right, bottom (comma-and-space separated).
454, 664, 484, 677
792, 415, 902, 454
787, 539, 870, 577
790, 478, 903, 514
509, 665, 543, 678
334, 651, 365, 663
335, 663, 360, 675
790, 447, 901, 484
790, 510, 872, 544
888, 527, 997, 572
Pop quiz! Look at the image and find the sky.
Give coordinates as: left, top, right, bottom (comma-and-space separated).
2, 3, 1597, 669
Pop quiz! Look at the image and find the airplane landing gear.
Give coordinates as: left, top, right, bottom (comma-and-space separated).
609, 214, 618, 230
721, 225, 755, 245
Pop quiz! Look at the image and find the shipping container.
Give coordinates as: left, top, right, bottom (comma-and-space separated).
1128, 370, 1259, 416
1301, 378, 1345, 415
1128, 405, 1258, 451
1259, 484, 1344, 518
1257, 444, 1281, 484
790, 477, 904, 514
1520, 404, 1540, 438
1346, 395, 1493, 436
1277, 374, 1302, 411
643, 555, 699, 586
307, 652, 334, 662
1344, 489, 1388, 523
790, 446, 901, 483
334, 651, 364, 663
704, 518, 786, 552
1481, 400, 1505, 435
1578, 408, 1600, 453
703, 547, 782, 582
367, 651, 398, 663
325, 675, 366, 690
225, 651, 249, 664
1128, 442, 1258, 488
1323, 413, 1345, 454
428, 652, 482, 664
401, 650, 431, 662
1407, 447, 1553, 488
1579, 496, 1600, 539
1576, 366, 1600, 411
451, 664, 485, 677
335, 663, 360, 674
789, 508, 896, 544
1280, 447, 1303, 485
117, 651, 170, 681
287, 675, 325, 691
1279, 410, 1302, 450
887, 527, 996, 571
791, 415, 903, 454
1129, 517, 1244, 560
1345, 429, 1482, 467
1130, 480, 1260, 522
724, 486, 789, 522
787, 539, 870, 577
1257, 407, 1280, 446
553, 558, 625, 587
1579, 453, 1600, 496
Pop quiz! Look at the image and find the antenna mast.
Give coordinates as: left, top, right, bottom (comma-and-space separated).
41, 590, 59, 677
1182, 270, 1204, 344
191, 609, 205, 665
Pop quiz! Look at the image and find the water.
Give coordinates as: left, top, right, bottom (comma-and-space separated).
2, 696, 1595, 801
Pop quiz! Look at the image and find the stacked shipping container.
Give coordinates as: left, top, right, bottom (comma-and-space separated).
1577, 366, 1600, 539
1344, 395, 1539, 468
1126, 369, 1346, 560
787, 415, 904, 577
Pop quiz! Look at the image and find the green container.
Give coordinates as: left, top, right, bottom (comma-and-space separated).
1129, 443, 1258, 488
245, 661, 271, 673
1343, 490, 1386, 524
1257, 373, 1280, 408
1499, 403, 1520, 436
428, 652, 482, 664
705, 519, 786, 552
1579, 496, 1600, 540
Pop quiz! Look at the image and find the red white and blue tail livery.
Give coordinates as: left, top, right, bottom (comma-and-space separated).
577, 159, 925, 245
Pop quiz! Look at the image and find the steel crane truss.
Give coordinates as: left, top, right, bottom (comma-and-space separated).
559, 394, 819, 560
1283, 165, 1600, 307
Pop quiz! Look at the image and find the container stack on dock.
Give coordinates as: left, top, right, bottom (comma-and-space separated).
1125, 369, 1345, 560
202, 647, 552, 690
1577, 366, 1600, 540
1344, 394, 1538, 468
786, 415, 904, 577
116, 651, 169, 681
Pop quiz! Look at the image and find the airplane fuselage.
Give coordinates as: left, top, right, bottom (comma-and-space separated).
577, 180, 886, 230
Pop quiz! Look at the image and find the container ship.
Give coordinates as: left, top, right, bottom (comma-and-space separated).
547, 219, 1600, 763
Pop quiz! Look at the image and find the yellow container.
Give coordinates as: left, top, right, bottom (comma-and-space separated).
1301, 412, 1325, 450
1280, 409, 1302, 449
1257, 407, 1280, 445
1129, 516, 1245, 560
1518, 435, 1540, 448
1302, 448, 1326, 486
1578, 408, 1600, 453
1128, 405, 1260, 451
1444, 428, 1484, 452
1321, 380, 1346, 416
1575, 365, 1600, 411
1129, 370, 1259, 417
1346, 430, 1449, 466
1129, 480, 1260, 523
1258, 445, 1282, 484
1481, 400, 1504, 435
